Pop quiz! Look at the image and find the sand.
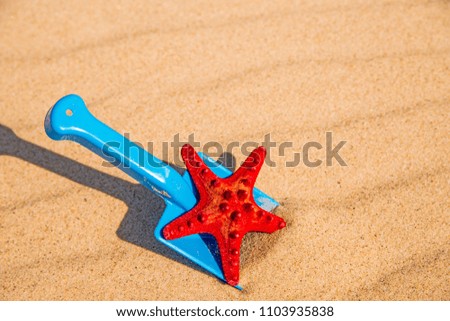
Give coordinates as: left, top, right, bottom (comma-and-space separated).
0, 0, 449, 300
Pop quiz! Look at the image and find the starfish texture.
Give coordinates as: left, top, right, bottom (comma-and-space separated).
163, 144, 286, 286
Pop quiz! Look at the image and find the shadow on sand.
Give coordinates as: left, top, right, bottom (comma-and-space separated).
0, 123, 237, 280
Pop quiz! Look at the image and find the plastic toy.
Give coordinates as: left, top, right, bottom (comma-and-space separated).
44, 94, 285, 288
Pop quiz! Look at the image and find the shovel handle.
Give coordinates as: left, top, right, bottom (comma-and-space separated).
44, 94, 196, 209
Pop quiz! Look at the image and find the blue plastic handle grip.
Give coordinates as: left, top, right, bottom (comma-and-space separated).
44, 94, 197, 210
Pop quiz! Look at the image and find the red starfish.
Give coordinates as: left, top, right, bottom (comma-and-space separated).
163, 144, 286, 286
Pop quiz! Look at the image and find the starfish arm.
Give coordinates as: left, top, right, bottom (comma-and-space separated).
213, 232, 243, 286
247, 209, 286, 234
181, 144, 219, 195
229, 146, 266, 187
162, 202, 215, 240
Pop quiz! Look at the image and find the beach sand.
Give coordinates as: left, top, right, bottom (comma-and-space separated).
0, 0, 449, 300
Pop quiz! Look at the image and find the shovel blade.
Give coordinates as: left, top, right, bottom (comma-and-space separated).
154, 152, 279, 288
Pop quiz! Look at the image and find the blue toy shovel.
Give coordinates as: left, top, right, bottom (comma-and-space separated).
44, 94, 279, 288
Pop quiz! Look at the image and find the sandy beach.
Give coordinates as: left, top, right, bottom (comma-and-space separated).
0, 0, 449, 300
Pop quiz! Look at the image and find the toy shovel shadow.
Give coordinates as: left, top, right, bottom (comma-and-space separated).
44, 94, 279, 289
